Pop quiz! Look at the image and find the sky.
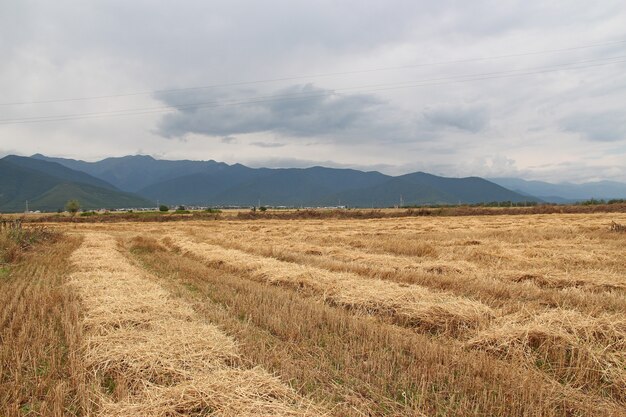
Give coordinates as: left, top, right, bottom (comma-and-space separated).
1, 0, 625, 183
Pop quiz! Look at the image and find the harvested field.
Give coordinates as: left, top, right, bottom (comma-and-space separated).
167, 232, 494, 335
68, 232, 320, 416
2, 212, 626, 416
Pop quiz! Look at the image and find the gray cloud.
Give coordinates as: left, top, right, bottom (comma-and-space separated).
155, 84, 390, 140
561, 112, 626, 142
422, 104, 489, 133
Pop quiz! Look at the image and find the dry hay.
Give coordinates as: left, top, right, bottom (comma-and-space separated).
168, 233, 494, 334
194, 227, 475, 278
508, 271, 626, 293
70, 232, 319, 415
466, 309, 626, 401
84, 319, 239, 389
101, 368, 316, 417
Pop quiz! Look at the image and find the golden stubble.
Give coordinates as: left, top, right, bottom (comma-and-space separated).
69, 232, 322, 416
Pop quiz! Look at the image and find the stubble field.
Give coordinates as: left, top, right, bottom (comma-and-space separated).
1, 212, 625, 416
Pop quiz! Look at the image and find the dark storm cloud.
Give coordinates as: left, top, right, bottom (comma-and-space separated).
155, 84, 390, 140
561, 112, 626, 142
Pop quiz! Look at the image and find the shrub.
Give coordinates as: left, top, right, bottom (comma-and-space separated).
65, 199, 80, 215
159, 205, 169, 212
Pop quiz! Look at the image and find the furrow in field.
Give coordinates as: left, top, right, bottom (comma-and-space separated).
70, 232, 319, 416
167, 233, 494, 335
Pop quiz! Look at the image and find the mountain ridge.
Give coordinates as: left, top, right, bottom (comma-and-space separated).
30, 154, 539, 207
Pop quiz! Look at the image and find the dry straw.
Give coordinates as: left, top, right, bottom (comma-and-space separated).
467, 309, 626, 400
70, 232, 320, 416
102, 369, 316, 417
169, 233, 494, 334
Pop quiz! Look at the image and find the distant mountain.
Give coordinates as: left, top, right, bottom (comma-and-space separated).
32, 154, 537, 207
399, 172, 531, 204
489, 177, 626, 202
139, 166, 391, 206
0, 156, 153, 212
32, 154, 229, 192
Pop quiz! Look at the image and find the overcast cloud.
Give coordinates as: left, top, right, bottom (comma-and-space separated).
1, 0, 625, 182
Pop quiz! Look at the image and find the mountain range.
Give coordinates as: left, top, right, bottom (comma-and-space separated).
30, 154, 535, 208
1, 153, 624, 213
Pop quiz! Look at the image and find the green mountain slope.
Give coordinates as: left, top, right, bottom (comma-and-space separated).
0, 156, 153, 212
30, 183, 153, 212
5, 155, 117, 190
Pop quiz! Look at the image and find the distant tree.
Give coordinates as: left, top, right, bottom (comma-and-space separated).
65, 199, 80, 216
159, 204, 169, 212
259, 206, 267, 212
177, 205, 186, 211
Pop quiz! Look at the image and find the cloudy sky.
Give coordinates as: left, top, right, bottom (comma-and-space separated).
1, 0, 625, 182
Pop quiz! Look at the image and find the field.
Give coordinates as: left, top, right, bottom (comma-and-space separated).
1, 212, 626, 416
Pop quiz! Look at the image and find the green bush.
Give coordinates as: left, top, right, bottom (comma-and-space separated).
65, 199, 80, 215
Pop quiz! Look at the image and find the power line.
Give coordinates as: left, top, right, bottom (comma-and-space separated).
1, 55, 625, 125
1, 38, 625, 106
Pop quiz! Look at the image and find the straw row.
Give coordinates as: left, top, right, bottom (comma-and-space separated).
168, 233, 494, 335
69, 232, 318, 416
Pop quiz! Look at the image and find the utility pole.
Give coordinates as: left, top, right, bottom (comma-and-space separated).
25, 200, 28, 214
400, 195, 404, 208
